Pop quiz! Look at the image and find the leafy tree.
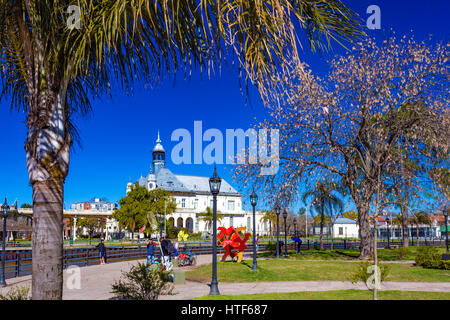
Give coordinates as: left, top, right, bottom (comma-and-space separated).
342, 210, 358, 221
77, 217, 100, 244
113, 184, 176, 239
145, 189, 177, 237
20, 204, 32, 209
0, 0, 363, 299
261, 210, 277, 241
302, 181, 343, 250
197, 207, 223, 233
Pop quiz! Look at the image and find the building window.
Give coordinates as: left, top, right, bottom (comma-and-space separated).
228, 201, 235, 211
181, 198, 186, 208
230, 216, 234, 227
339, 227, 343, 235
194, 199, 198, 210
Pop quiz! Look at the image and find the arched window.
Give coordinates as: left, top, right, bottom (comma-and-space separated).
168, 217, 175, 228
177, 217, 183, 228
186, 218, 194, 230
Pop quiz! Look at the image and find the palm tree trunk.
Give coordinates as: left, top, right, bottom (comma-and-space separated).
32, 179, 64, 300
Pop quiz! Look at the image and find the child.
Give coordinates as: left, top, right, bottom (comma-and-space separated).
146, 238, 156, 266
96, 239, 107, 264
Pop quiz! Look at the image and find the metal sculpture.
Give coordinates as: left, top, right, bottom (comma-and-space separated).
217, 226, 250, 263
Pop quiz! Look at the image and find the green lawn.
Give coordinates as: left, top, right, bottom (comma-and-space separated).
186, 259, 450, 283
258, 246, 447, 261
192, 290, 450, 300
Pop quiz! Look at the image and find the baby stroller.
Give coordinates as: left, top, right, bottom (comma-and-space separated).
178, 248, 197, 267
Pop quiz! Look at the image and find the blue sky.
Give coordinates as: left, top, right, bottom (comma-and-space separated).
0, 0, 448, 211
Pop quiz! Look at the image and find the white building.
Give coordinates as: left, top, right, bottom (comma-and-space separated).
125, 133, 269, 237
332, 217, 359, 238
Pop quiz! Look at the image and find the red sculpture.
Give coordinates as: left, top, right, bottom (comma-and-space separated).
217, 226, 250, 262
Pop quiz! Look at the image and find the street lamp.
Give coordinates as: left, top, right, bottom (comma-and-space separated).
386, 217, 390, 249
443, 208, 449, 253
1, 197, 10, 287
293, 218, 300, 254
250, 188, 258, 271
293, 218, 297, 237
208, 166, 221, 295
283, 208, 288, 257
275, 202, 281, 259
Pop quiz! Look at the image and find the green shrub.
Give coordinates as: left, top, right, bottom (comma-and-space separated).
415, 246, 448, 269
265, 242, 277, 253
351, 261, 390, 290
393, 247, 410, 259
0, 285, 31, 300
111, 262, 174, 300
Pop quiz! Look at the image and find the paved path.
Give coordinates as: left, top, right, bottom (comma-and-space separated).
0, 255, 448, 300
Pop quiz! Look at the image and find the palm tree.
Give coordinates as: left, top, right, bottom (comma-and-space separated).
0, 0, 363, 300
260, 210, 277, 242
197, 207, 223, 233
410, 211, 431, 244
302, 181, 344, 250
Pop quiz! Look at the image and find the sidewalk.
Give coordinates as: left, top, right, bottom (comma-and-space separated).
0, 255, 448, 300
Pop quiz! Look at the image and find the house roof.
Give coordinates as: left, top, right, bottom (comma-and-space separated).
137, 167, 241, 196
334, 217, 357, 224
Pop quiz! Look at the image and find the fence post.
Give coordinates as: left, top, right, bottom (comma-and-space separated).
16, 252, 20, 277
85, 250, 89, 266
307, 240, 310, 250
344, 239, 347, 250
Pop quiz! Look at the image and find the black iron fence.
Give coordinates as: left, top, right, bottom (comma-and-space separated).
0, 239, 445, 280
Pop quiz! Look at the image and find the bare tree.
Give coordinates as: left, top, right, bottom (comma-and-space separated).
234, 36, 449, 259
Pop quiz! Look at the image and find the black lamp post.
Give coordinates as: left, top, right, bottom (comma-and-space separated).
275, 202, 281, 259
250, 188, 258, 271
209, 166, 221, 295
283, 208, 288, 257
293, 218, 297, 237
1, 197, 10, 287
159, 214, 164, 238
386, 218, 390, 249
443, 208, 449, 253
293, 218, 300, 254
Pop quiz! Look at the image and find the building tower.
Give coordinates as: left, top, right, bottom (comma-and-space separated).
152, 131, 166, 173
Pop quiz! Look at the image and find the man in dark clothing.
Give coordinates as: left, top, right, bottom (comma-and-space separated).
292, 236, 302, 254
160, 236, 169, 262
96, 239, 107, 264
167, 239, 175, 262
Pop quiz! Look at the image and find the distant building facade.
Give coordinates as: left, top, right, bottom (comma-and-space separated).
125, 133, 268, 238
71, 197, 118, 211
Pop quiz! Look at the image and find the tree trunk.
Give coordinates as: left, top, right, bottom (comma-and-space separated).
319, 202, 324, 250
401, 178, 410, 247
26, 89, 70, 300
32, 180, 64, 300
356, 200, 374, 259
401, 204, 409, 248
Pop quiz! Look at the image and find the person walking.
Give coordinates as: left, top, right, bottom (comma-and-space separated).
96, 239, 107, 265
146, 238, 156, 266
